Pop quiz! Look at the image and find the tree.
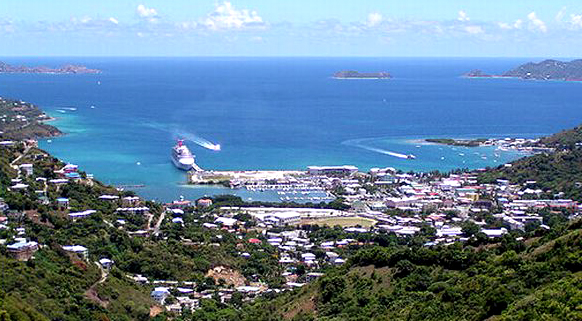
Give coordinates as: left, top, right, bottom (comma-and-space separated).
462, 221, 480, 237
230, 291, 243, 308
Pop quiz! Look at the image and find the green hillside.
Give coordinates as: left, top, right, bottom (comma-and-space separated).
478, 125, 582, 200
229, 221, 582, 321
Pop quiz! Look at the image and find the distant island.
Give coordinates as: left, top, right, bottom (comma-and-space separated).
464, 59, 582, 81
333, 70, 392, 79
0, 61, 101, 74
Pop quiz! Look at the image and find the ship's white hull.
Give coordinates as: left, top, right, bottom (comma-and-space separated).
171, 155, 194, 170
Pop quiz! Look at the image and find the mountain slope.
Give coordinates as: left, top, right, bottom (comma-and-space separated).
248, 222, 582, 320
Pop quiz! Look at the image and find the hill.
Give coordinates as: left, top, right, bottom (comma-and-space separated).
0, 140, 284, 320
0, 97, 61, 140
538, 124, 582, 149
464, 59, 582, 81
224, 221, 582, 320
478, 124, 582, 199
503, 59, 582, 81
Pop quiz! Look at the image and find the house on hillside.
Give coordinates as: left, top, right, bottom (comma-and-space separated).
56, 198, 69, 210
151, 287, 171, 304
62, 245, 89, 260
7, 240, 39, 261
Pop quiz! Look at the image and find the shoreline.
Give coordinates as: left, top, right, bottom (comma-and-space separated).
463, 75, 582, 82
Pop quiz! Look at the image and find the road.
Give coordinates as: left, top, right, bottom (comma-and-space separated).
152, 207, 167, 236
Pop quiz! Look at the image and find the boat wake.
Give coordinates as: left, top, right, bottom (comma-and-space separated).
141, 121, 221, 151
179, 132, 221, 151
342, 139, 411, 159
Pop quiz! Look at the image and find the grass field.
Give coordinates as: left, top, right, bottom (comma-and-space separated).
301, 216, 377, 228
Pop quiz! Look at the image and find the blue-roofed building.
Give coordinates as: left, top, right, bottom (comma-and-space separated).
57, 198, 69, 210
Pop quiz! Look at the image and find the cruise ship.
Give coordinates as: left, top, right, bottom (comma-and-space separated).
171, 140, 195, 170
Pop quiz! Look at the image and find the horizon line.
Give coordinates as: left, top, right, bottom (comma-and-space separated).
0, 55, 580, 59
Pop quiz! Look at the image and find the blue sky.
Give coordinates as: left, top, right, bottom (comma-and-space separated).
1, 0, 582, 56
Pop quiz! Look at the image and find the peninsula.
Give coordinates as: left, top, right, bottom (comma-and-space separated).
464, 59, 582, 81
425, 138, 488, 147
0, 97, 61, 140
333, 70, 392, 79
0, 61, 101, 74
425, 137, 555, 153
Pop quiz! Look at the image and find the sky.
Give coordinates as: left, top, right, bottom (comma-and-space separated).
1, 0, 582, 57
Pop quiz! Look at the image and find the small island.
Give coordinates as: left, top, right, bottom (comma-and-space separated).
333, 70, 392, 79
464, 59, 582, 81
0, 97, 62, 140
0, 61, 101, 74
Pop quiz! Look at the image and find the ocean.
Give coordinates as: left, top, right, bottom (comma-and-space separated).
1, 57, 581, 202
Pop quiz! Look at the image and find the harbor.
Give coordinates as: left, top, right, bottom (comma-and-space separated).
189, 169, 337, 203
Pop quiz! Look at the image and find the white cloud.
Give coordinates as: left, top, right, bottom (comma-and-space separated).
465, 25, 483, 34
109, 17, 119, 25
76, 16, 92, 24
527, 12, 547, 32
497, 22, 511, 30
458, 10, 470, 22
178, 21, 198, 30
203, 2, 266, 30
367, 12, 383, 27
0, 20, 15, 33
556, 7, 567, 22
497, 18, 523, 30
137, 4, 159, 22
571, 14, 582, 28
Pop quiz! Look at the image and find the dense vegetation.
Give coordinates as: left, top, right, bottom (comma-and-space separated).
479, 149, 582, 200
479, 125, 582, 200
0, 98, 61, 140
539, 124, 582, 149
186, 220, 581, 321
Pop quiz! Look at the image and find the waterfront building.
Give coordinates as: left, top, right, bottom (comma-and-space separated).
307, 165, 358, 176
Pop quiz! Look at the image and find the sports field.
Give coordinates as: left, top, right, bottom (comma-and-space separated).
301, 216, 377, 228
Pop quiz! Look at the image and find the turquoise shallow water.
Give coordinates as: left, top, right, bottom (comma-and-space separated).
0, 57, 580, 202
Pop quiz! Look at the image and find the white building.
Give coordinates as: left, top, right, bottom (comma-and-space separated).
151, 287, 170, 304
62, 245, 89, 260
19, 164, 33, 176
307, 165, 358, 176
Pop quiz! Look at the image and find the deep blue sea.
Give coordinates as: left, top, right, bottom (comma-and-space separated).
1, 57, 581, 202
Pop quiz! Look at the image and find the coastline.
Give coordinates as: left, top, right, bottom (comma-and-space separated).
463, 75, 582, 82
